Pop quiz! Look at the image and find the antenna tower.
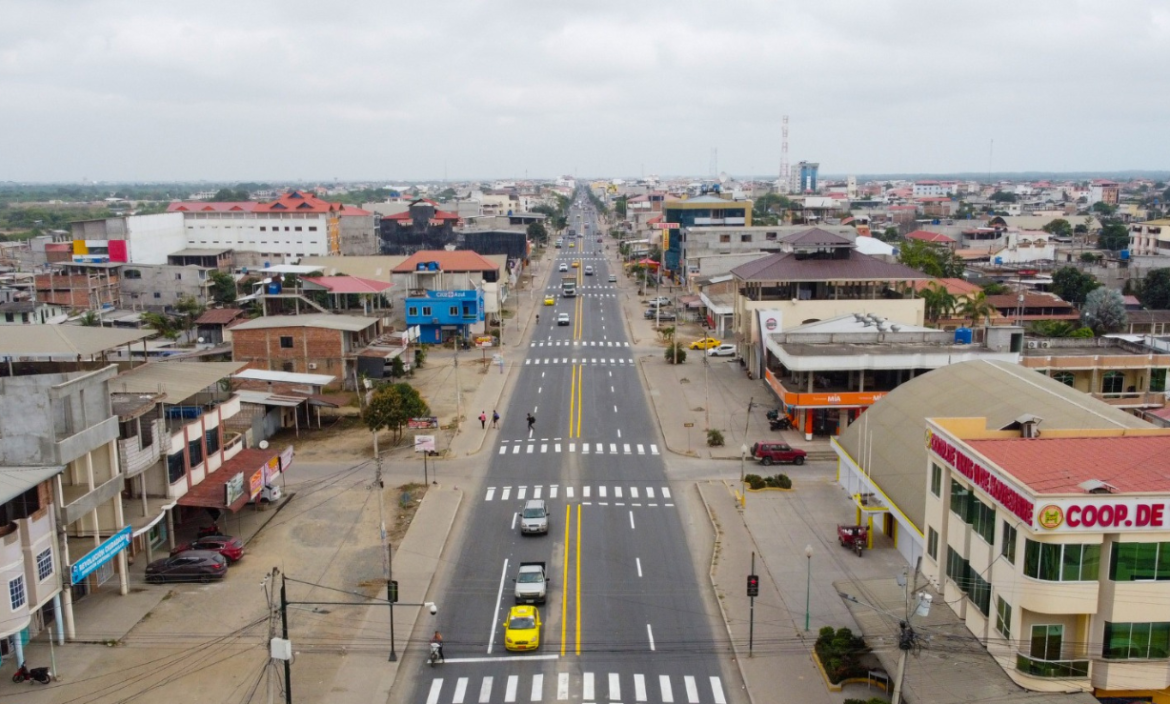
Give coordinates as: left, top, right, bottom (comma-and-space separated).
780, 115, 790, 192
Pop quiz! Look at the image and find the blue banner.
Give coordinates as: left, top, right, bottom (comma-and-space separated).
71, 525, 132, 584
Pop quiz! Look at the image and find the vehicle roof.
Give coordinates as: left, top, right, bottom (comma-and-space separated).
171, 550, 226, 560
523, 498, 546, 506
508, 605, 536, 617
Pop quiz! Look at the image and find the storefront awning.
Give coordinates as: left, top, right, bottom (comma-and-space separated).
177, 448, 280, 513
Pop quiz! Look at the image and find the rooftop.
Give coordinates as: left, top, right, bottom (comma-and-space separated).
967, 434, 1170, 495
230, 314, 379, 333
0, 325, 152, 358
195, 308, 247, 326
905, 230, 956, 243
392, 250, 499, 273
110, 361, 247, 404
302, 276, 394, 295
730, 250, 930, 283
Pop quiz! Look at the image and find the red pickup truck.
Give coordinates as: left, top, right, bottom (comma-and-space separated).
751, 442, 807, 466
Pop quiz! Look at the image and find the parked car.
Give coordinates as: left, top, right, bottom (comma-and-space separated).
146, 551, 229, 584
706, 344, 736, 357
751, 442, 807, 466
647, 296, 671, 306
689, 337, 722, 350
557, 313, 571, 326
608, 274, 617, 283
171, 535, 244, 563
644, 309, 676, 321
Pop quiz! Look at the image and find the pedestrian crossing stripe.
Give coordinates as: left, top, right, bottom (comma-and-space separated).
529, 341, 630, 347
523, 357, 633, 365
486, 485, 671, 503
498, 442, 658, 456
425, 672, 726, 704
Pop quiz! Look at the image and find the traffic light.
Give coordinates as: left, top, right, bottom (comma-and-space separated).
388, 580, 399, 603
746, 574, 759, 597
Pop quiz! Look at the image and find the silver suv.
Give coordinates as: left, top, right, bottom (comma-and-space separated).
520, 499, 549, 535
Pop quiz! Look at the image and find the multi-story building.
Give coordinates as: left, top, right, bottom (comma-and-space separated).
1019, 336, 1170, 412
231, 314, 384, 384
392, 250, 503, 340
168, 191, 374, 259
378, 199, 462, 255
70, 213, 187, 265
795, 161, 819, 193
34, 263, 120, 311
0, 300, 66, 325
662, 194, 752, 276
913, 181, 945, 198
1127, 218, 1170, 257
985, 292, 1079, 326
677, 224, 854, 283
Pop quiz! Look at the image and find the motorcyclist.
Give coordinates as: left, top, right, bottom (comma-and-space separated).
431, 630, 444, 662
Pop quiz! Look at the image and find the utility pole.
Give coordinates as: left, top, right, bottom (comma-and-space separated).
263, 569, 277, 704
279, 573, 292, 704
373, 431, 397, 661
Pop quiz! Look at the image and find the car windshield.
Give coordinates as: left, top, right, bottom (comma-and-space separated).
509, 616, 536, 629
522, 508, 544, 518
518, 572, 542, 583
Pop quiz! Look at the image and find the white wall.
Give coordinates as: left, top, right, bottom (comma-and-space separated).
183, 213, 333, 258
125, 213, 186, 265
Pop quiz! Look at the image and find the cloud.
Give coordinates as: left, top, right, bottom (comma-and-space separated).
1, 0, 1168, 180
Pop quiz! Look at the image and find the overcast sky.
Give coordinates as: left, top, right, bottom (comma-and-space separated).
2, 0, 1168, 182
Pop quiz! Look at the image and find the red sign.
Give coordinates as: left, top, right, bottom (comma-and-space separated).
653, 222, 680, 229
929, 433, 1035, 525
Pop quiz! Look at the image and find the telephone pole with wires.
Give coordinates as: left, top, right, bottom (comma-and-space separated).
372, 430, 397, 661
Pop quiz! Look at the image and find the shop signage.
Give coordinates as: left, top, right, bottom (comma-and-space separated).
653, 222, 680, 229
71, 525, 132, 584
408, 417, 440, 429
928, 432, 1035, 525
1035, 500, 1167, 532
279, 445, 294, 473
249, 468, 265, 500
264, 455, 280, 483
224, 472, 245, 507
415, 435, 436, 452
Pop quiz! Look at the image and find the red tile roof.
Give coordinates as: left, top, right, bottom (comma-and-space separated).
382, 209, 460, 221
392, 250, 499, 273
905, 230, 956, 243
967, 436, 1170, 494
195, 308, 247, 325
303, 276, 394, 294
169, 202, 258, 212
910, 278, 983, 296
168, 191, 369, 216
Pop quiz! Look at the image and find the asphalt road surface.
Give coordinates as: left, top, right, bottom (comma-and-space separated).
407, 195, 735, 704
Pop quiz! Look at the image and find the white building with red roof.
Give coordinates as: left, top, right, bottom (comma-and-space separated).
167, 191, 374, 259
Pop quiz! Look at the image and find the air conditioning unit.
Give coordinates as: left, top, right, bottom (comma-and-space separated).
1026, 341, 1039, 349
307, 363, 318, 370
1040, 341, 1051, 349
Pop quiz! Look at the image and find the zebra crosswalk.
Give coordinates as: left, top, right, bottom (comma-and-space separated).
425, 671, 727, 704
484, 484, 672, 504
498, 441, 659, 455
523, 357, 633, 366
530, 341, 630, 347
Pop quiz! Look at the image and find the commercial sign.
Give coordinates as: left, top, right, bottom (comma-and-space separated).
249, 468, 265, 500
224, 472, 245, 507
279, 445, 294, 474
264, 455, 280, 483
408, 417, 440, 430
415, 435, 436, 452
764, 370, 888, 408
71, 525, 132, 584
1034, 500, 1167, 533
928, 431, 1035, 525
653, 222, 680, 229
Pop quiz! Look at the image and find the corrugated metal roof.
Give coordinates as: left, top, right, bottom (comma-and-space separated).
730, 251, 930, 283
234, 369, 336, 386
0, 465, 64, 506
110, 361, 247, 403
230, 314, 378, 333
0, 326, 152, 357
236, 390, 304, 408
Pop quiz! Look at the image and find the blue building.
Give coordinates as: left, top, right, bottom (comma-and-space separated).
797, 161, 819, 193
405, 289, 485, 344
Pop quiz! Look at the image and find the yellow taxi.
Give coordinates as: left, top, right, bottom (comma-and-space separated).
572, 261, 580, 268
543, 294, 555, 306
503, 605, 541, 651
689, 337, 722, 350
569, 242, 576, 248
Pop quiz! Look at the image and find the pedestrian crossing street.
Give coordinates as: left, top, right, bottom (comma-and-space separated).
530, 341, 630, 347
524, 357, 634, 366
426, 671, 727, 704
498, 441, 659, 456
484, 483, 672, 505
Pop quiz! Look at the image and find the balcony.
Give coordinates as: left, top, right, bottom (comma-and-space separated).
59, 472, 124, 527
1016, 653, 1089, 679
1091, 391, 1166, 409
118, 418, 166, 478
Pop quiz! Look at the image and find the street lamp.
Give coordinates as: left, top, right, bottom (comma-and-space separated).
804, 544, 814, 631
739, 444, 749, 508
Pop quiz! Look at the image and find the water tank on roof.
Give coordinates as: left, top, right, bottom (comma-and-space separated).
428, 262, 439, 271
1121, 250, 1131, 260
263, 261, 271, 268
416, 263, 428, 271
267, 282, 282, 295
994, 257, 1003, 265
954, 327, 973, 345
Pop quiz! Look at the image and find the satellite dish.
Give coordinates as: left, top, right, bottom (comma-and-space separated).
197, 337, 205, 344
259, 440, 270, 450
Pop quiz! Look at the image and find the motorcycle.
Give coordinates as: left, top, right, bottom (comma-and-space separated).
769, 417, 792, 431
12, 663, 51, 684
765, 408, 781, 421
428, 641, 444, 667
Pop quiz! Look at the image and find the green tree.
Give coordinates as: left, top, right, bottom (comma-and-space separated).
1080, 252, 1101, 263
207, 187, 250, 202
208, 270, 237, 306
141, 311, 180, 340
989, 191, 1018, 203
1042, 218, 1072, 238
1030, 320, 1080, 338
78, 310, 101, 327
920, 283, 957, 326
362, 382, 431, 443
958, 291, 995, 326
664, 342, 687, 364
614, 196, 628, 219
1097, 221, 1129, 251
981, 282, 1010, 295
1092, 201, 1118, 216
526, 221, 549, 244
753, 193, 792, 225
897, 239, 965, 278
173, 295, 206, 344
1051, 266, 1101, 305
873, 226, 900, 243
1081, 288, 1129, 335
1140, 269, 1170, 309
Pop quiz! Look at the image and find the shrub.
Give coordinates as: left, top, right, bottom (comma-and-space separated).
664, 343, 687, 364
844, 699, 888, 704
748, 475, 766, 490
763, 474, 792, 489
743, 473, 762, 485
814, 626, 871, 684
706, 429, 725, 446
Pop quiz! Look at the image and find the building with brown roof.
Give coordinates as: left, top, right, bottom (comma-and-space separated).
985, 292, 1079, 325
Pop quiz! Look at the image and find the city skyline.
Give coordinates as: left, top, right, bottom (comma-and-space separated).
2, 0, 1168, 181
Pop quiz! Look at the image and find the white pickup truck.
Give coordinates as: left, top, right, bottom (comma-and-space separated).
514, 561, 548, 604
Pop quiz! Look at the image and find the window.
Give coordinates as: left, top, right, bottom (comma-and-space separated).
927, 527, 939, 560
3, 313, 11, 323
766, 232, 778, 241
1002, 522, 1017, 564
422, 306, 432, 316
188, 437, 203, 468
450, 306, 459, 316
1052, 372, 1074, 387
8, 576, 25, 610
295, 226, 303, 232
36, 548, 52, 582
175, 273, 183, 280
167, 452, 185, 483
309, 226, 318, 232
950, 479, 995, 543
1024, 540, 1100, 581
205, 427, 220, 455
1105, 621, 1170, 660
1102, 371, 1124, 394
281, 361, 294, 373
996, 597, 1012, 638
719, 234, 731, 243
153, 292, 161, 299
1152, 369, 1167, 393
280, 336, 294, 349
1110, 542, 1170, 581
946, 548, 991, 615
260, 227, 267, 232
930, 464, 942, 497
950, 479, 968, 516
740, 234, 752, 243
1031, 624, 1063, 661
408, 307, 418, 317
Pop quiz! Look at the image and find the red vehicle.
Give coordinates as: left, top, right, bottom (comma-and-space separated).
837, 524, 868, 557
172, 535, 244, 563
751, 442, 807, 466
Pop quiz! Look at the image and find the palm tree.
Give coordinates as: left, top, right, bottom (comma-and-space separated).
958, 291, 996, 327
920, 283, 957, 326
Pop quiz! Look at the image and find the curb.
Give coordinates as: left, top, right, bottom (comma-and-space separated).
633, 356, 687, 458
696, 481, 755, 704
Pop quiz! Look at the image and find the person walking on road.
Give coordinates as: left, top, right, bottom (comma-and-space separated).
526, 413, 535, 432
492, 410, 500, 428
479, 411, 487, 429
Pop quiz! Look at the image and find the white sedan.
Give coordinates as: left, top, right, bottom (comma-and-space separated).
706, 344, 737, 357
556, 313, 571, 326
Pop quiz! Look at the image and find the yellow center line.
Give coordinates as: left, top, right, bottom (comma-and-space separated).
575, 503, 583, 655
561, 503, 570, 656
568, 363, 577, 438
576, 364, 583, 438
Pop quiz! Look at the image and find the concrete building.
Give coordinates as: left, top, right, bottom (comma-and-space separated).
1128, 218, 1170, 257
391, 250, 505, 337
230, 314, 384, 385
677, 224, 854, 283
378, 199, 462, 255
1019, 336, 1170, 411
663, 194, 753, 275
34, 264, 120, 311
118, 264, 212, 310
0, 300, 67, 326
69, 213, 187, 265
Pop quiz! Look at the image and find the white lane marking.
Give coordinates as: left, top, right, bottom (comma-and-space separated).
584, 486, 591, 498
631, 487, 639, 499
636, 557, 643, 577
663, 487, 672, 499
630, 511, 636, 530
550, 485, 558, 498
486, 487, 496, 501
596, 443, 603, 454
646, 487, 655, 498
426, 679, 443, 704
660, 675, 674, 703
583, 673, 595, 701
511, 512, 517, 530
518, 486, 528, 500
614, 405, 618, 413
634, 674, 647, 702
535, 485, 543, 499
711, 676, 727, 704
615, 486, 623, 498
502, 487, 512, 500
583, 443, 590, 455
611, 386, 615, 393
557, 672, 569, 700
623, 443, 631, 454
540, 444, 548, 454
610, 443, 617, 454
647, 624, 655, 651
530, 674, 543, 702
636, 444, 645, 455
684, 676, 699, 703
505, 675, 518, 703
487, 559, 509, 654
609, 673, 621, 701
513, 445, 521, 454
616, 428, 621, 438
566, 486, 574, 498
599, 486, 607, 498
453, 677, 468, 704
534, 406, 539, 413
498, 446, 507, 455
554, 443, 561, 453
651, 444, 659, 455
569, 443, 576, 453
526, 444, 534, 454
538, 387, 541, 394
